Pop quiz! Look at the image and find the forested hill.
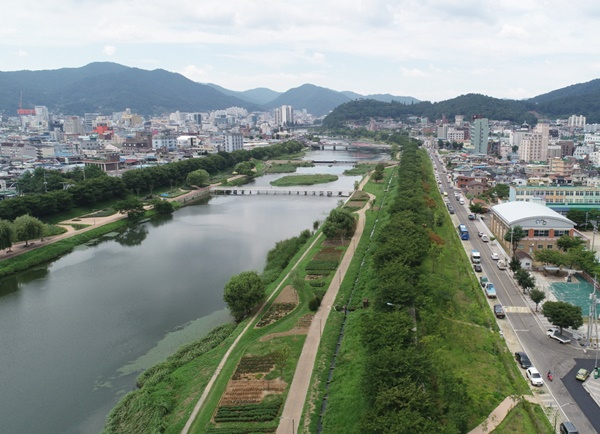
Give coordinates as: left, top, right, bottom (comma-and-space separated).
322, 94, 538, 128
525, 78, 600, 123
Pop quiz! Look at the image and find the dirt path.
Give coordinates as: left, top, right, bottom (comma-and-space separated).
276, 187, 373, 434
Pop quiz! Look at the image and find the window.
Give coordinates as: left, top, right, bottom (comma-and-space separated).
538, 244, 544, 249
533, 230, 549, 237
548, 245, 553, 249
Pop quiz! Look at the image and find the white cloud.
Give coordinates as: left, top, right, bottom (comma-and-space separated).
180, 65, 213, 82
102, 45, 117, 56
17, 49, 28, 57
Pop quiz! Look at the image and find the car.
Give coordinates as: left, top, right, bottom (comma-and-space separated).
482, 235, 489, 242
485, 283, 497, 298
479, 276, 489, 287
575, 368, 590, 381
497, 259, 507, 270
494, 304, 505, 318
474, 263, 482, 272
559, 421, 579, 434
515, 352, 532, 369
491, 252, 499, 260
478, 231, 484, 237
526, 367, 544, 386
468, 214, 475, 220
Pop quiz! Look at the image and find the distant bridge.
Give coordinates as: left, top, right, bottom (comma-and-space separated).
210, 186, 353, 197
310, 140, 391, 151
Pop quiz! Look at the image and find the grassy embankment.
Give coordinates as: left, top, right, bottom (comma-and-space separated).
300, 151, 552, 432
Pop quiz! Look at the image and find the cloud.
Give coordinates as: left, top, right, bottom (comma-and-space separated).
400, 67, 429, 78
102, 45, 117, 56
18, 49, 28, 57
180, 64, 213, 82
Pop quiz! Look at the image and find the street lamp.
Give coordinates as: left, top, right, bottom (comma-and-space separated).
280, 415, 295, 434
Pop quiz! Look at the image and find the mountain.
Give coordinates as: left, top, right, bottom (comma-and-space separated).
264, 83, 352, 117
526, 78, 600, 123
205, 84, 281, 105
341, 91, 419, 104
0, 62, 257, 116
323, 93, 537, 128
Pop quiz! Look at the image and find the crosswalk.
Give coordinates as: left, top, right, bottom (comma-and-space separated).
504, 306, 530, 313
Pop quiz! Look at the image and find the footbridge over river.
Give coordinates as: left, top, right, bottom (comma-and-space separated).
210, 186, 353, 197
310, 140, 392, 151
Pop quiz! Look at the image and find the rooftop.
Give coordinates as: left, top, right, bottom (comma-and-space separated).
492, 202, 575, 226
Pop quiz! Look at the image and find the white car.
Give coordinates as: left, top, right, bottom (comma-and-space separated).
526, 367, 544, 386
491, 252, 499, 260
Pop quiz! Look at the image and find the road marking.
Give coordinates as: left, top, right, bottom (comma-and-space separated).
513, 329, 530, 332
504, 306, 530, 313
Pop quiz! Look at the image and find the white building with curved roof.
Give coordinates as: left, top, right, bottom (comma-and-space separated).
489, 202, 585, 254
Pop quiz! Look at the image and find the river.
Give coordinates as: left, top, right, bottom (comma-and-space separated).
0, 149, 387, 434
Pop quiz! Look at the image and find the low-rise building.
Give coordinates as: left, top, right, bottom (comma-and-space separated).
489, 202, 582, 255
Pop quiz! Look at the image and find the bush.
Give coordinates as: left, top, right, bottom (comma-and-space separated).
308, 297, 321, 311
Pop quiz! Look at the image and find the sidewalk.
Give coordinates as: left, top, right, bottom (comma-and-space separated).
469, 395, 539, 434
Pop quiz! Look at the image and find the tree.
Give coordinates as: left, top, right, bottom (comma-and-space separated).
0, 219, 15, 252
13, 214, 45, 246
372, 163, 385, 183
534, 249, 565, 266
321, 208, 356, 243
556, 235, 585, 252
529, 288, 546, 312
114, 197, 145, 220
223, 271, 266, 322
515, 269, 536, 294
509, 256, 521, 273
233, 161, 255, 176
566, 209, 587, 229
186, 169, 210, 187
469, 203, 485, 216
542, 301, 583, 334
152, 199, 174, 214
390, 143, 399, 160
504, 225, 527, 255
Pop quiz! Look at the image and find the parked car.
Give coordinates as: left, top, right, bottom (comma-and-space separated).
478, 231, 484, 237
479, 276, 489, 287
484, 283, 497, 298
474, 263, 482, 272
559, 421, 579, 434
491, 252, 499, 260
494, 304, 505, 318
497, 260, 507, 270
482, 235, 489, 242
515, 351, 532, 369
526, 367, 544, 386
468, 214, 475, 220
575, 368, 590, 381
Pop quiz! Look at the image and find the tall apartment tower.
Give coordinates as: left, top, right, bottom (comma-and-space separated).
274, 105, 294, 127
470, 117, 489, 154
568, 115, 586, 128
64, 116, 84, 135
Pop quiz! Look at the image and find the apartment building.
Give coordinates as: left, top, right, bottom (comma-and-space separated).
509, 185, 600, 213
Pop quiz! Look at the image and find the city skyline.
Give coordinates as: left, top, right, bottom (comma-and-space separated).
3, 1, 600, 102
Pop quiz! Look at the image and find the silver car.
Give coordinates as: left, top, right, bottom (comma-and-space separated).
526, 367, 544, 386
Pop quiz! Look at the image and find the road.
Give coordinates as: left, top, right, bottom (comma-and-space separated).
429, 148, 599, 433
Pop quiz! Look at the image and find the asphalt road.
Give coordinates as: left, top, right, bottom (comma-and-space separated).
429, 148, 599, 434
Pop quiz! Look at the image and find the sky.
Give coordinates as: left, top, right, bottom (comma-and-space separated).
3, 0, 600, 102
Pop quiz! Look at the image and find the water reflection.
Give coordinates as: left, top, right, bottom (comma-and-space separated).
0, 267, 49, 296
115, 224, 149, 247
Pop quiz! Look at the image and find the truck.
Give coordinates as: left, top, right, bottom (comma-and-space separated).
471, 250, 481, 264
547, 328, 571, 344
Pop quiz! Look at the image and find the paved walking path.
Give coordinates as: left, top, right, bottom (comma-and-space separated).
276, 185, 373, 434
468, 395, 539, 434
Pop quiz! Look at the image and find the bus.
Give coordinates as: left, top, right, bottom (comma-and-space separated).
458, 224, 469, 240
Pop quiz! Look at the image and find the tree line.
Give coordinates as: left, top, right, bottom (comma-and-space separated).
0, 140, 305, 222
357, 140, 471, 432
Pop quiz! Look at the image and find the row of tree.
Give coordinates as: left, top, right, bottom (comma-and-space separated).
357, 141, 472, 432
0, 141, 305, 222
0, 215, 46, 251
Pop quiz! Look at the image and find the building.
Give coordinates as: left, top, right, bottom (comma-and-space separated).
274, 105, 294, 127
489, 202, 580, 255
568, 115, 586, 128
509, 185, 600, 213
470, 117, 489, 154
518, 123, 549, 163
223, 133, 244, 153
64, 116, 85, 135
548, 158, 575, 176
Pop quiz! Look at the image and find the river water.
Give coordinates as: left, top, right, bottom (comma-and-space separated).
0, 149, 387, 434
